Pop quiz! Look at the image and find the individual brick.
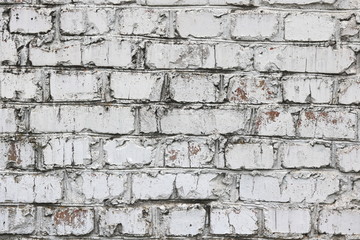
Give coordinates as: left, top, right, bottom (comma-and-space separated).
169, 73, 221, 102
338, 76, 360, 104
284, 13, 336, 41
0, 206, 36, 234
175, 10, 228, 38
215, 43, 253, 70
282, 75, 333, 103
73, 0, 134, 3
336, 144, 360, 172
82, 39, 134, 67
40, 207, 94, 236
160, 204, 206, 236
239, 172, 341, 203
0, 36, 17, 64
99, 207, 152, 236
0, 70, 43, 101
117, 8, 169, 37
60, 8, 115, 35
30, 105, 135, 134
226, 74, 281, 103
263, 0, 336, 4
210, 205, 258, 234
230, 11, 279, 40
279, 141, 331, 168
225, 141, 275, 169
141, 0, 207, 5
41, 137, 92, 168
145, 42, 215, 69
29, 41, 81, 66
0, 109, 17, 133
49, 70, 102, 101
0, 173, 63, 203
0, 139, 35, 170
255, 46, 355, 74
132, 172, 176, 200
9, 8, 52, 34
160, 108, 251, 135
175, 172, 237, 200
254, 107, 297, 137
66, 171, 128, 203
298, 109, 357, 140
110, 72, 164, 101
103, 139, 154, 168
319, 209, 360, 234
264, 207, 311, 234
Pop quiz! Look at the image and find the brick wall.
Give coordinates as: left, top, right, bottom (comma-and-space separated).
0, 0, 360, 239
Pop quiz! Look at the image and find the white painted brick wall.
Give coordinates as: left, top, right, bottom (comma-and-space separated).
0, 0, 359, 238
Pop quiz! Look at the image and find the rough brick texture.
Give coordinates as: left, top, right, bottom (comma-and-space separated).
0, 0, 359, 239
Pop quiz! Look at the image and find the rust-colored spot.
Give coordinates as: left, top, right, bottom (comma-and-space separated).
332, 119, 338, 124
320, 112, 329, 118
167, 150, 178, 161
232, 87, 248, 101
265, 111, 280, 121
189, 145, 201, 156
305, 111, 316, 120
8, 142, 21, 164
269, 47, 275, 50
54, 209, 88, 226
258, 80, 266, 89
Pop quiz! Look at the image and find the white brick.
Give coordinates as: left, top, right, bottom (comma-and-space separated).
264, 0, 335, 4
175, 173, 236, 200
210, 206, 258, 234
82, 39, 134, 67
73, 0, 133, 3
41, 207, 94, 236
176, 10, 227, 38
145, 43, 215, 69
104, 140, 153, 168
319, 209, 360, 234
264, 207, 311, 234
0, 37, 17, 64
298, 109, 357, 139
99, 207, 151, 236
50, 71, 102, 101
225, 142, 274, 169
30, 105, 134, 134
279, 142, 331, 168
169, 73, 220, 102
226, 74, 281, 103
336, 144, 360, 172
110, 72, 163, 101
0, 206, 35, 234
118, 8, 169, 37
34, 174, 63, 203
231, 12, 279, 40
10, 8, 52, 34
165, 141, 190, 167
239, 172, 340, 203
285, 13, 336, 41
132, 173, 175, 200
0, 70, 42, 101
0, 109, 17, 133
60, 8, 114, 35
144, 0, 207, 5
160, 108, 250, 135
338, 76, 360, 104
188, 139, 215, 167
254, 107, 297, 137
67, 172, 128, 203
42, 137, 92, 167
0, 140, 35, 170
215, 43, 253, 70
255, 46, 355, 74
282, 75, 333, 103
30, 41, 81, 66
162, 205, 206, 236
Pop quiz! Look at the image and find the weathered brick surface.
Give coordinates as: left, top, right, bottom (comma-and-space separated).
0, 0, 359, 238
